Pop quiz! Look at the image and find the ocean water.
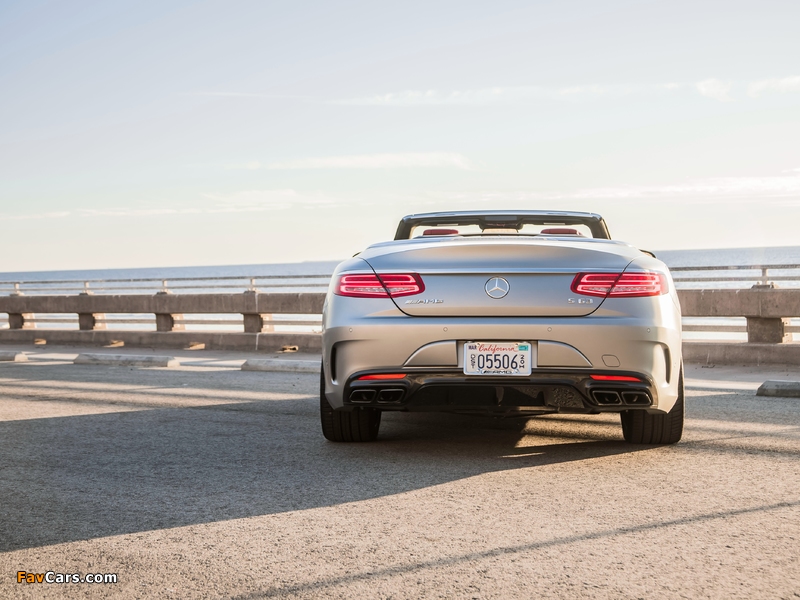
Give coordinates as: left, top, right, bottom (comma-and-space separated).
0, 260, 341, 287
2, 246, 799, 285
654, 246, 800, 268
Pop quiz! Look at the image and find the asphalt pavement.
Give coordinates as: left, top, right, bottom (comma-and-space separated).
0, 348, 798, 598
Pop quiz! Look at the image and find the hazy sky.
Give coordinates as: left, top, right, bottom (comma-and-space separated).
1, 0, 799, 271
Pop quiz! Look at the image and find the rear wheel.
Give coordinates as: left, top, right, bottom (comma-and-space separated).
620, 367, 684, 444
320, 364, 381, 442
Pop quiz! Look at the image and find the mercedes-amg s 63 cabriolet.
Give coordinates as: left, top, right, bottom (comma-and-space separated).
320, 211, 683, 445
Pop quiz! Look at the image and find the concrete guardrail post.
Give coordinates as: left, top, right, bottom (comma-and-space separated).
243, 314, 274, 333
76, 289, 106, 331
154, 290, 184, 332
242, 290, 274, 333
744, 283, 791, 344
155, 313, 185, 332
78, 313, 107, 331
8, 313, 35, 329
746, 317, 791, 344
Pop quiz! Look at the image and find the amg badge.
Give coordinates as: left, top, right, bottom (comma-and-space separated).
405, 298, 444, 304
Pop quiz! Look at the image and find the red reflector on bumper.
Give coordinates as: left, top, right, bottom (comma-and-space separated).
590, 375, 642, 382
357, 373, 407, 380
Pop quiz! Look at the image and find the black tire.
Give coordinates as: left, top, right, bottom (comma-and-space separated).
620, 367, 684, 444
320, 364, 381, 442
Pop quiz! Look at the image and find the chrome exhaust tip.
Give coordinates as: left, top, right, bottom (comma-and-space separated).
592, 390, 622, 405
621, 391, 651, 406
349, 389, 377, 403
377, 388, 405, 403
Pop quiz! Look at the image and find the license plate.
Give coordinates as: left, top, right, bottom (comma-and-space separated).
463, 342, 532, 376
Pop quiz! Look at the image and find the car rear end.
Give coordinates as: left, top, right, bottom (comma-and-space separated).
321, 234, 683, 443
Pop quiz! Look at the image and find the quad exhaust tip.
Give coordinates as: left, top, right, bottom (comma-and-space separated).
349, 389, 377, 403
348, 387, 406, 404
592, 390, 622, 405
591, 389, 652, 406
621, 391, 651, 405
377, 388, 405, 403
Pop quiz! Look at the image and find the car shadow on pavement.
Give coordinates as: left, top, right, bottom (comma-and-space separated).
0, 395, 649, 552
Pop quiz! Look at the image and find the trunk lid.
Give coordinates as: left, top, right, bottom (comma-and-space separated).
359, 237, 639, 317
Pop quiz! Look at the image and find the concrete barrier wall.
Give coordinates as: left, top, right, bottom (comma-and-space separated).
679, 289, 800, 318
0, 292, 325, 314
0, 329, 322, 353
2, 289, 797, 319
1, 289, 799, 363
679, 288, 800, 344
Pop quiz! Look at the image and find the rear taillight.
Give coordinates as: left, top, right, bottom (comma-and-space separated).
571, 272, 667, 298
336, 273, 425, 298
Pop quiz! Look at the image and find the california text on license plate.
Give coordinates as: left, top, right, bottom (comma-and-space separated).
464, 342, 532, 376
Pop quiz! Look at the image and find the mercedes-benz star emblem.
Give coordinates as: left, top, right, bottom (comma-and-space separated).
484, 277, 510, 299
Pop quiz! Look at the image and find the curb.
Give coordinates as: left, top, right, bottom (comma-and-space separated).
756, 380, 800, 398
0, 351, 27, 362
241, 359, 319, 374
74, 354, 180, 368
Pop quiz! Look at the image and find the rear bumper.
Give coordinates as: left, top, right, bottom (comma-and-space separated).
322, 309, 682, 414
341, 368, 658, 416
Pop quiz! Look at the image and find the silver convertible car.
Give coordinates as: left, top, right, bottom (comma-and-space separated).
320, 211, 684, 444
